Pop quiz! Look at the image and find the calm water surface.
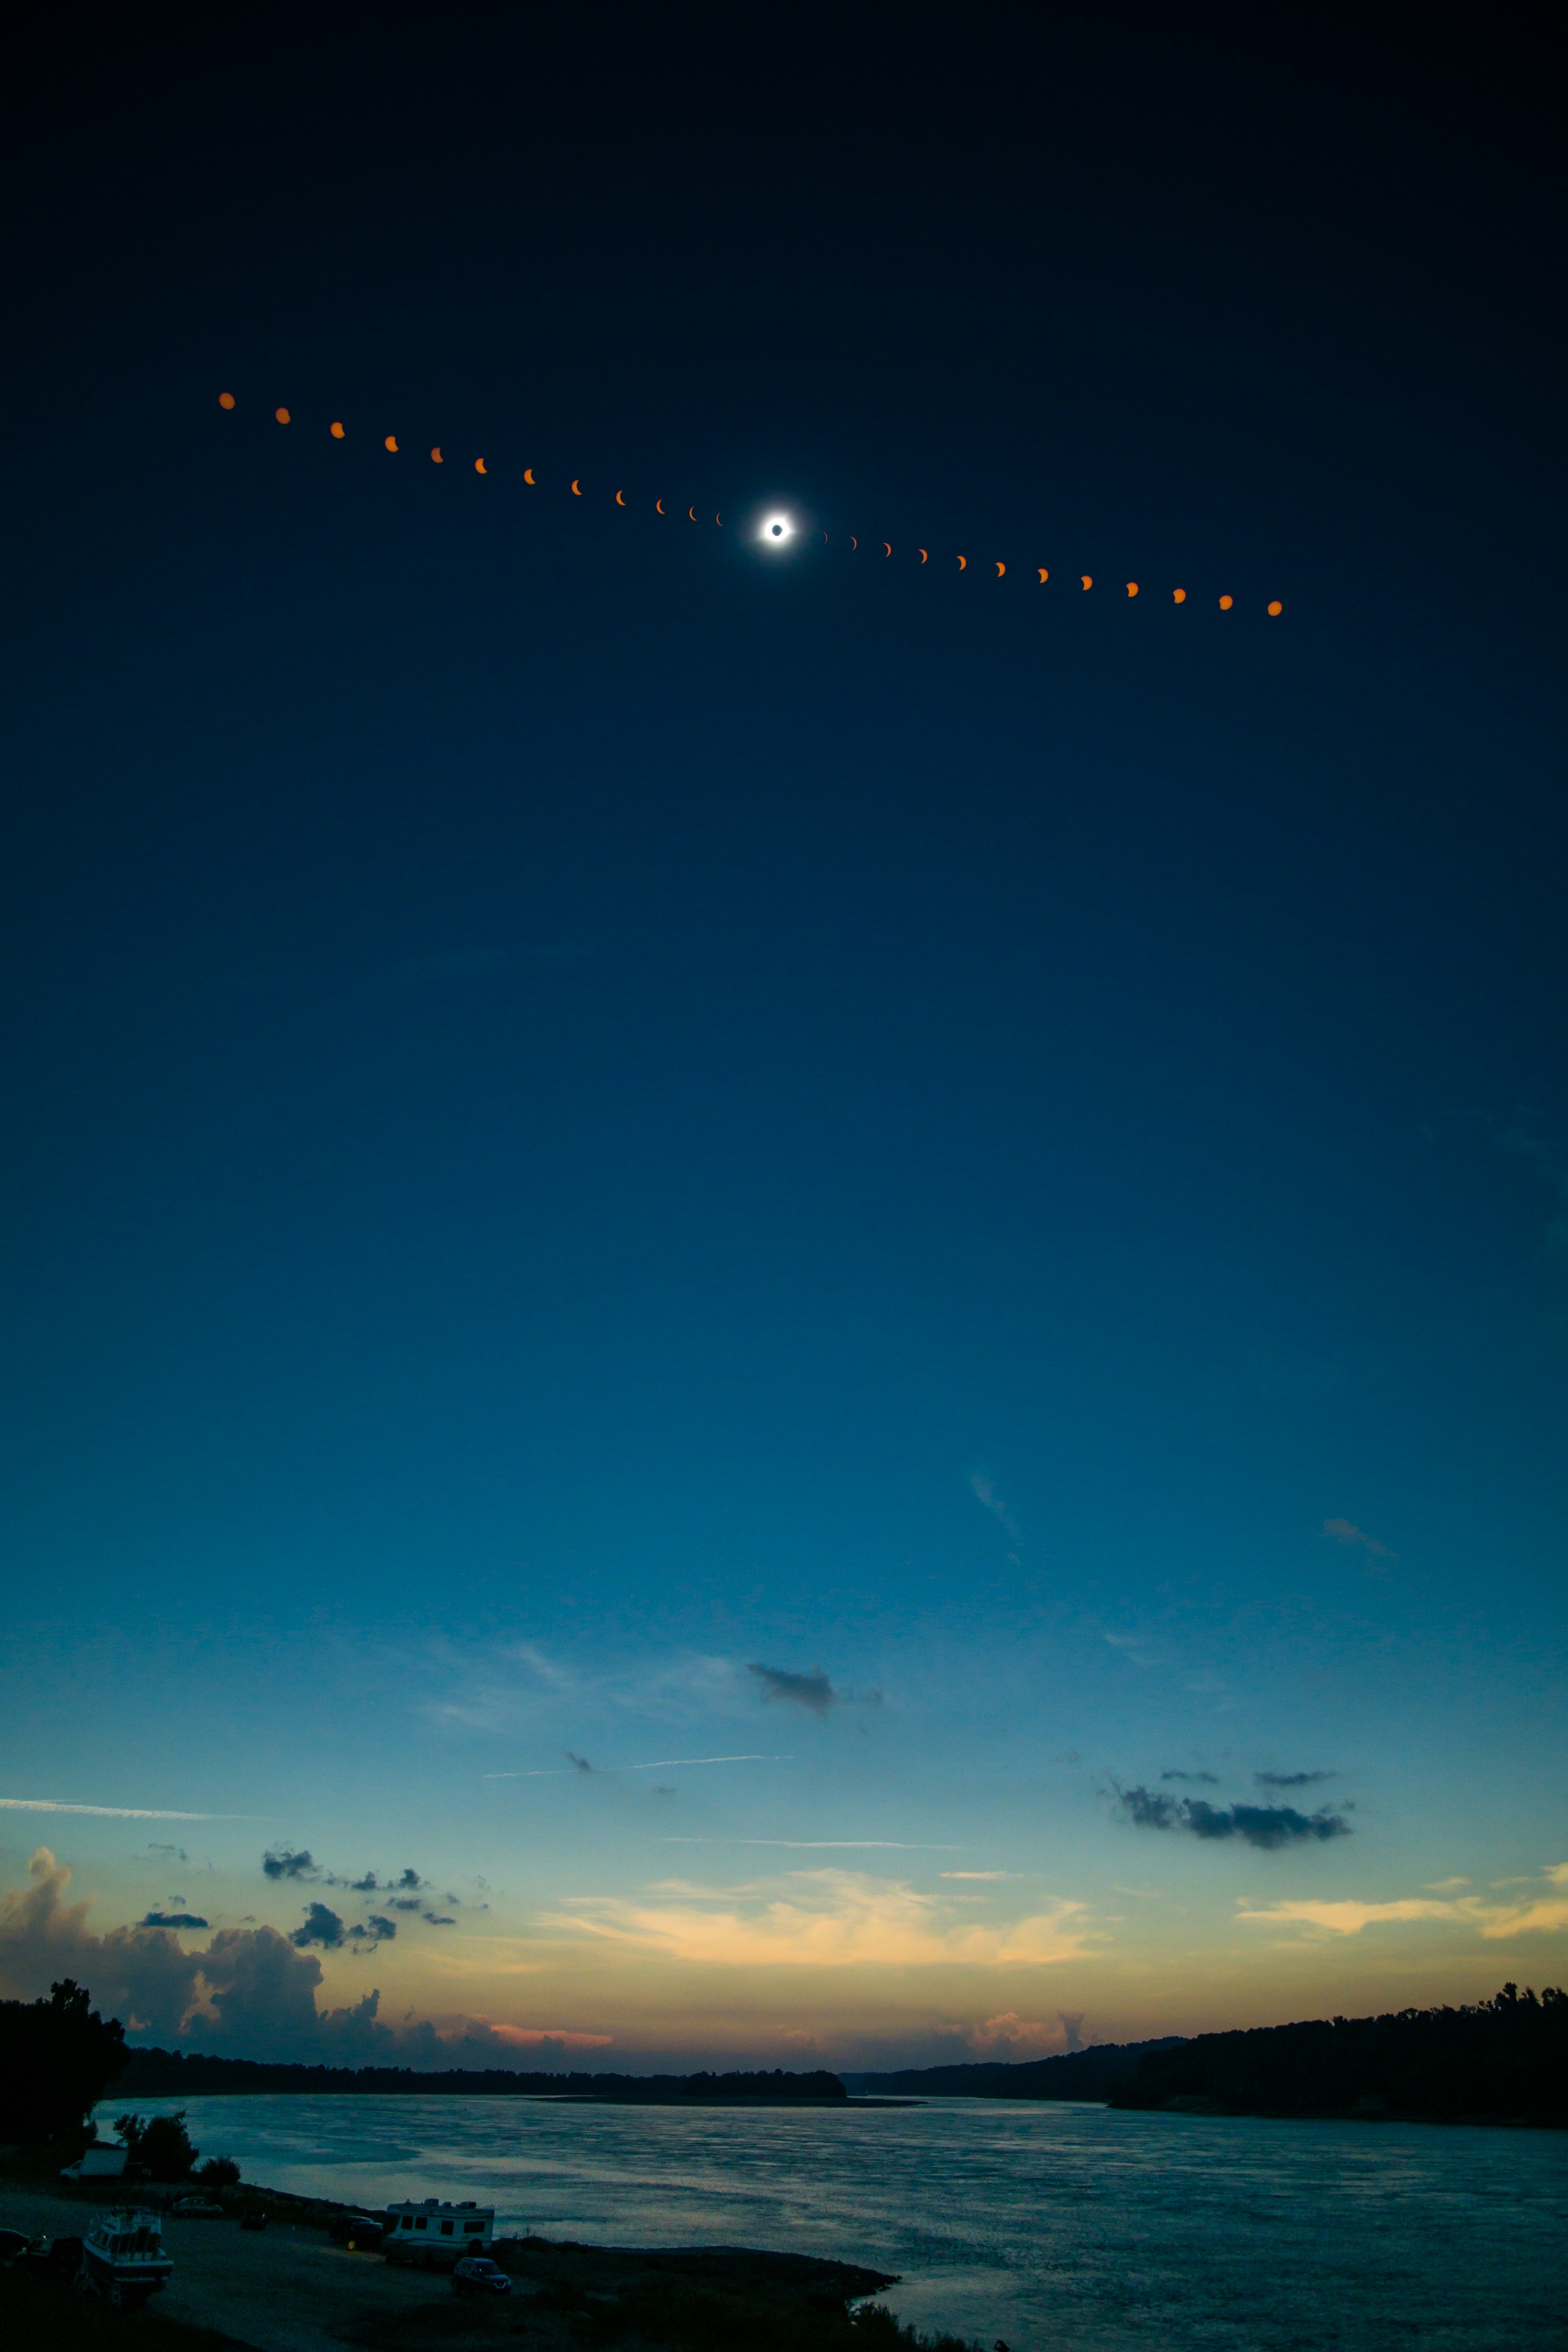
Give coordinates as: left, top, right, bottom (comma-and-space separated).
99, 2094, 1568, 2350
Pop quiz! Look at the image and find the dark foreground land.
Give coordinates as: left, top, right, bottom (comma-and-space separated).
0, 2171, 983, 2352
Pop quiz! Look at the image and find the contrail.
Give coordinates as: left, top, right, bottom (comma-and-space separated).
659, 1837, 965, 1849
0, 1798, 233, 1819
483, 1754, 789, 1780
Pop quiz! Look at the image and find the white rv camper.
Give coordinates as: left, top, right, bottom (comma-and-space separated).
383, 2198, 495, 2269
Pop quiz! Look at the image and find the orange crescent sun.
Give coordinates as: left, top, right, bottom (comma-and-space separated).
956, 555, 967, 570
1081, 575, 1093, 590
849, 535, 857, 549
919, 548, 927, 563
615, 490, 625, 506
995, 562, 1005, 577
883, 543, 892, 557
572, 480, 582, 495
475, 459, 486, 474
688, 506, 697, 520
384, 435, 399, 452
431, 447, 443, 463
1038, 568, 1048, 583
523, 467, 535, 485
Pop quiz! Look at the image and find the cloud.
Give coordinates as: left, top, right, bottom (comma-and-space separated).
147, 1846, 190, 1864
349, 1874, 379, 1892
1323, 1518, 1397, 1567
970, 1472, 1021, 1547
421, 1913, 458, 1927
0, 1798, 219, 1820
388, 1898, 423, 1912
1116, 1786, 1351, 1849
262, 1849, 318, 1882
138, 1912, 209, 1930
545, 1869, 1094, 1969
394, 1869, 425, 1891
941, 1871, 1017, 1881
0, 1850, 571, 2065
1255, 1771, 1338, 1788
1239, 1864, 1568, 1940
348, 1916, 396, 1944
484, 1754, 787, 1780
748, 1664, 838, 1715
964, 2010, 1087, 2056
486, 2023, 613, 2051
1160, 1770, 1219, 1784
289, 1903, 347, 1950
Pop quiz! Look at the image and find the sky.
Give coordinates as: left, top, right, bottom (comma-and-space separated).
1, 7, 1564, 2072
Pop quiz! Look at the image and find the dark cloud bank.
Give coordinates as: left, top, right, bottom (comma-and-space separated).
0, 1849, 535, 2065
1118, 1786, 1351, 1849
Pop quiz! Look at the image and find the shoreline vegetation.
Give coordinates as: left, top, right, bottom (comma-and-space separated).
114, 2051, 861, 2105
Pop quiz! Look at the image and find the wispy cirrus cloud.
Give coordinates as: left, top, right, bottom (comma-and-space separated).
484, 1753, 787, 1780
1323, 1517, 1397, 1567
748, 1663, 839, 1715
1, 1798, 227, 1820
970, 1472, 1021, 1549
543, 1869, 1095, 1969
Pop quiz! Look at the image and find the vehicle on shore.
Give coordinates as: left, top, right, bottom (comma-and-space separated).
384, 2198, 495, 2269
78, 2209, 172, 2309
328, 2212, 386, 2251
171, 2194, 227, 2218
453, 2255, 511, 2295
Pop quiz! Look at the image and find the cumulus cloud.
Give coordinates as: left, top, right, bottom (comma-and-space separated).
545, 1869, 1095, 1969
1116, 1786, 1351, 1849
1239, 1863, 1568, 1940
748, 1664, 838, 1716
1323, 1518, 1397, 1567
1255, 1771, 1338, 1788
394, 1869, 425, 1891
349, 1916, 397, 1944
421, 1913, 458, 1927
389, 1898, 423, 1912
1160, 1770, 1219, 1784
290, 1903, 347, 1950
138, 1911, 209, 1930
964, 2009, 1087, 2056
262, 1848, 317, 1882
486, 2023, 613, 2051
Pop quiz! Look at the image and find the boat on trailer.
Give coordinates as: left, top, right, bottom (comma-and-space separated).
78, 2208, 173, 2308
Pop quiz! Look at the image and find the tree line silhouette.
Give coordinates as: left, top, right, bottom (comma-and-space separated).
1111, 1985, 1567, 2123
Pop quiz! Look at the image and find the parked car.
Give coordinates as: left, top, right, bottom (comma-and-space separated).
328, 2214, 385, 2251
239, 2208, 269, 2232
170, 2196, 226, 2219
21, 2234, 84, 2282
452, 2256, 512, 2296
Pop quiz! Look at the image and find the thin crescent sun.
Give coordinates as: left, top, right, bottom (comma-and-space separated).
884, 543, 892, 557
995, 562, 1005, 577
956, 555, 967, 570
572, 480, 582, 496
849, 536, 857, 549
919, 549, 927, 563
615, 490, 625, 506
431, 448, 443, 463
1081, 575, 1093, 590
715, 514, 722, 526
475, 459, 486, 474
523, 468, 535, 485
689, 506, 697, 520
1038, 569, 1048, 583
656, 499, 665, 513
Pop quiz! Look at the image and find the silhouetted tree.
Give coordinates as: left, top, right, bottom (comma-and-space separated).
0, 1979, 129, 2143
115, 2111, 200, 2181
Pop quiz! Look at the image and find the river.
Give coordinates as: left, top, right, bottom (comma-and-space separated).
95, 2092, 1568, 2348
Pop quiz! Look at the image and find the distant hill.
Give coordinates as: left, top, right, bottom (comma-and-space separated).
1109, 1984, 1567, 2125
840, 2037, 1185, 2100
113, 2051, 847, 2103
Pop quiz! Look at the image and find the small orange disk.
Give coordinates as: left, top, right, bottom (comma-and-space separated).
1172, 588, 1186, 603
218, 392, 235, 410
1127, 582, 1138, 597
274, 407, 291, 424
1218, 594, 1234, 610
385, 435, 398, 452
1267, 600, 1283, 616
330, 421, 345, 439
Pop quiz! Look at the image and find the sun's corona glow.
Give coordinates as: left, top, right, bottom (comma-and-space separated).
761, 515, 793, 546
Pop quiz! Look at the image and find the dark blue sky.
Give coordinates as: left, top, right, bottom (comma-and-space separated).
2, 9, 1563, 2064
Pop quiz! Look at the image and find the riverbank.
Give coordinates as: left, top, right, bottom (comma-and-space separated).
0, 2171, 910, 2352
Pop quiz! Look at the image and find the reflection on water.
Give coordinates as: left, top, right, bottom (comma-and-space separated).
100, 2093, 1568, 2349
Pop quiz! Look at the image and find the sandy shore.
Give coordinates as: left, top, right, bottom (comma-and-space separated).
0, 2177, 901, 2351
